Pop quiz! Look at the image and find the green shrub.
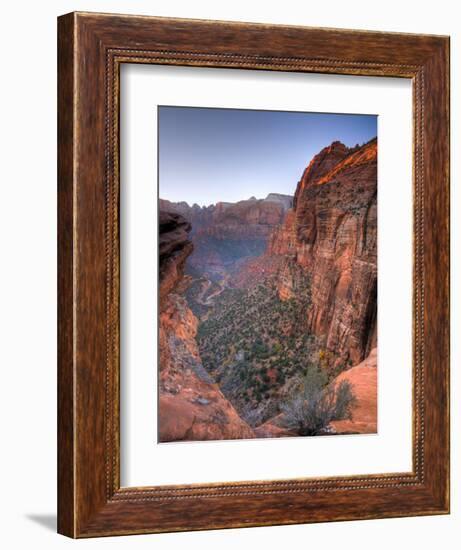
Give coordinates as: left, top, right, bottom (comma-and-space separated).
281, 367, 356, 436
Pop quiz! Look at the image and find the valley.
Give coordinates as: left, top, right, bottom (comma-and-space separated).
158, 138, 378, 442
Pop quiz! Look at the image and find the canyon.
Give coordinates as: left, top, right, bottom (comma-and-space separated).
158, 138, 377, 442
158, 211, 254, 441
160, 194, 292, 282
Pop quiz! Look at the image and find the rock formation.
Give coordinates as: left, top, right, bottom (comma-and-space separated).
269, 138, 377, 366
254, 347, 378, 436
330, 347, 377, 434
159, 211, 193, 300
264, 193, 294, 210
159, 199, 215, 233
158, 210, 254, 442
161, 194, 293, 280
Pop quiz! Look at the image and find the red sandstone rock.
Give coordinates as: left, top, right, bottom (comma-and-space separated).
160, 195, 293, 281
294, 140, 350, 202
270, 139, 377, 366
211, 198, 285, 228
253, 422, 295, 439
330, 348, 377, 434
159, 211, 194, 300
159, 372, 255, 442
158, 210, 255, 442
268, 209, 297, 256
231, 255, 285, 289
254, 349, 377, 437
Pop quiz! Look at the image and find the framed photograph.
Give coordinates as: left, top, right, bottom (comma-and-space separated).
58, 12, 450, 537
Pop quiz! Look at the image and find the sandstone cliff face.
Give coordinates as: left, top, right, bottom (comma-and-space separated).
270, 139, 377, 366
159, 199, 214, 233
161, 195, 293, 281
160, 194, 292, 238
295, 141, 350, 205
210, 197, 288, 233
159, 211, 194, 300
158, 210, 254, 442
330, 347, 377, 434
265, 193, 294, 210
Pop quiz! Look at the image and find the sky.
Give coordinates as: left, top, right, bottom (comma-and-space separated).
158, 106, 377, 206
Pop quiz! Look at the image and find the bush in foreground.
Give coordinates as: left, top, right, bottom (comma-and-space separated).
281, 367, 356, 436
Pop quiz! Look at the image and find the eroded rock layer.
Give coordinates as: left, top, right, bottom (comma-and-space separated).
330, 348, 378, 434
161, 195, 293, 280
269, 139, 377, 365
158, 210, 254, 442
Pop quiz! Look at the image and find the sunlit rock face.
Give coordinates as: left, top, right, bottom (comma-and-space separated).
271, 139, 377, 366
330, 348, 378, 434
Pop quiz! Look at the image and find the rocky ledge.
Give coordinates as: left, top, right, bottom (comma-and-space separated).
158, 210, 254, 442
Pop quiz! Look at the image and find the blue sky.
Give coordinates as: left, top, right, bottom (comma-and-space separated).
158, 106, 377, 206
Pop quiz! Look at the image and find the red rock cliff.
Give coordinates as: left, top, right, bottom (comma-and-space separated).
158, 210, 254, 441
160, 195, 293, 280
269, 139, 377, 366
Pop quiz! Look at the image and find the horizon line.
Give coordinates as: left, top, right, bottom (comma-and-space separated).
159, 192, 294, 209
158, 135, 377, 208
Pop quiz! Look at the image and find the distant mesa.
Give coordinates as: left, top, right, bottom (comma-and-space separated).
263, 193, 293, 210
158, 195, 286, 281
159, 193, 293, 214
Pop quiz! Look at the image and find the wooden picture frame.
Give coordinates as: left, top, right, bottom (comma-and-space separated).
57, 12, 450, 538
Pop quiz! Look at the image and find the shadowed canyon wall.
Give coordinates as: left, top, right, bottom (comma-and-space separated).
158, 211, 254, 441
